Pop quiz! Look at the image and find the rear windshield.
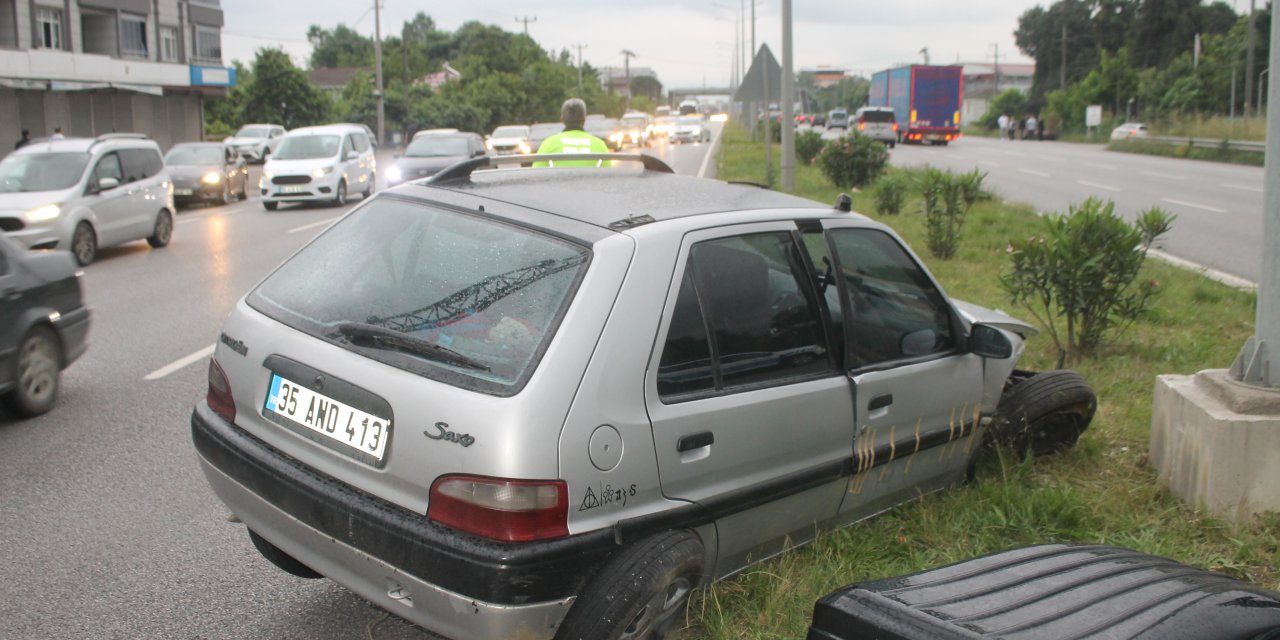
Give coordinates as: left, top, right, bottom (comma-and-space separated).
248, 198, 590, 394
859, 110, 895, 123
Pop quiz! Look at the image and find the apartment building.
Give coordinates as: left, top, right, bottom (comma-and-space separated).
0, 0, 235, 150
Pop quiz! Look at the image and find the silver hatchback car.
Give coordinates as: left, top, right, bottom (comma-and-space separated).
192, 154, 1093, 640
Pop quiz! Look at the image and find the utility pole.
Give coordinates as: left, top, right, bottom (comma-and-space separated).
572, 44, 587, 96
991, 43, 1000, 94
919, 47, 930, 64
781, 0, 795, 191
373, 0, 384, 147
515, 16, 537, 36
1060, 22, 1068, 89
1247, 0, 1257, 117
621, 49, 636, 111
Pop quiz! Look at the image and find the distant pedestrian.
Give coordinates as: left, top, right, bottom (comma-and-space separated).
1026, 114, 1039, 141
50, 126, 65, 140
1016, 117, 1026, 140
997, 113, 1010, 141
14, 129, 30, 150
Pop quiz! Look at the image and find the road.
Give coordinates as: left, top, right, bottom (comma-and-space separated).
0, 133, 718, 639
823, 129, 1262, 282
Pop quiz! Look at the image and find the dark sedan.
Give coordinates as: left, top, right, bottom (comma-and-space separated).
165, 142, 249, 207
385, 132, 486, 186
0, 235, 90, 417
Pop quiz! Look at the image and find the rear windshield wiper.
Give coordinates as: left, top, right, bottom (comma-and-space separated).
332, 322, 491, 372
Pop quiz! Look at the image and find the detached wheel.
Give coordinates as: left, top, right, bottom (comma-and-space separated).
556, 530, 703, 640
247, 529, 323, 579
147, 210, 172, 248
3, 326, 61, 417
71, 221, 97, 266
993, 370, 1096, 456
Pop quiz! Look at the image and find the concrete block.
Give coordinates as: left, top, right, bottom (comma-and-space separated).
1150, 369, 1280, 523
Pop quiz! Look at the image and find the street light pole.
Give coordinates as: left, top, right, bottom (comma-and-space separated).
572, 44, 587, 96
373, 0, 384, 147
781, 0, 795, 191
621, 49, 637, 111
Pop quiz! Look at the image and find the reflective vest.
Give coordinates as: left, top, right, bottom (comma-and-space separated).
534, 130, 610, 167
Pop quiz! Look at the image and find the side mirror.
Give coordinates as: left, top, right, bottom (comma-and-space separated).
969, 323, 1013, 359
97, 177, 120, 192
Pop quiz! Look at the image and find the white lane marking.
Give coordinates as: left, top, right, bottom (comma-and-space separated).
697, 125, 725, 178
1077, 180, 1120, 192
1148, 249, 1255, 290
1003, 151, 1026, 158
1083, 162, 1117, 170
145, 344, 215, 381
948, 154, 968, 160
1141, 170, 1186, 180
1019, 169, 1051, 178
1161, 198, 1228, 214
1038, 157, 1066, 163
978, 160, 1002, 167
1222, 183, 1264, 193
289, 217, 340, 234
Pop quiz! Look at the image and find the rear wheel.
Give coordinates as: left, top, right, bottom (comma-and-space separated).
3, 326, 61, 417
332, 180, 347, 207
146, 209, 172, 247
992, 370, 1096, 456
556, 531, 703, 640
71, 221, 96, 266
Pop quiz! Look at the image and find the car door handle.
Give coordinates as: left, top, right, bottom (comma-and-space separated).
868, 394, 893, 411
677, 432, 714, 452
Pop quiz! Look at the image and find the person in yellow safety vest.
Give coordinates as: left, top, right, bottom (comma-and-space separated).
534, 98, 610, 167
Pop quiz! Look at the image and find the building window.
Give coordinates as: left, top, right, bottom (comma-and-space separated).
120, 14, 147, 57
160, 27, 179, 62
36, 7, 63, 49
194, 25, 221, 64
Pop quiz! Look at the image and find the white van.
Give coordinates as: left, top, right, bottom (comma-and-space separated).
260, 124, 376, 210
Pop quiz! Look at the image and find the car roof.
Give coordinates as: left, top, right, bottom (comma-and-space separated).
423, 168, 829, 231
284, 124, 366, 136
170, 141, 226, 148
12, 135, 157, 155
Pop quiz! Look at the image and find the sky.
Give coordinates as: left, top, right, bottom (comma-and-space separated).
221, 1, 1053, 89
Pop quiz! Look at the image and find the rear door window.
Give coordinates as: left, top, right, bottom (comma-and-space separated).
249, 197, 590, 395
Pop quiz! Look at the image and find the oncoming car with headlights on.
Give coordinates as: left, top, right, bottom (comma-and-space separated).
164, 142, 249, 207
259, 124, 375, 210
192, 153, 1094, 640
486, 125, 533, 156
385, 132, 486, 187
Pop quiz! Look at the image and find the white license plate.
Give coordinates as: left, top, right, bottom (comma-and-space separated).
174, 188, 193, 196
279, 185, 307, 194
263, 373, 390, 461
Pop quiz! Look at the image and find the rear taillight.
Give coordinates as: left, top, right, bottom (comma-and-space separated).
207, 358, 236, 423
858, 122, 866, 130
428, 475, 569, 542
892, 123, 899, 132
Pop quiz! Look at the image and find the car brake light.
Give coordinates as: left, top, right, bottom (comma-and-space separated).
207, 358, 236, 423
428, 475, 569, 542
858, 122, 865, 130
892, 123, 899, 132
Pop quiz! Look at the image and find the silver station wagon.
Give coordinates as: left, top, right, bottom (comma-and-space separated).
192, 154, 1093, 640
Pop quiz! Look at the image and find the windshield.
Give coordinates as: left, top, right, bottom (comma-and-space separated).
620, 117, 647, 128
236, 126, 270, 138
165, 146, 224, 165
249, 198, 590, 392
405, 135, 470, 157
677, 117, 703, 126
0, 152, 90, 193
273, 135, 340, 160
586, 119, 618, 134
491, 126, 528, 138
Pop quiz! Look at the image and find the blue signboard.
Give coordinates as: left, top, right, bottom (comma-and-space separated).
190, 65, 237, 87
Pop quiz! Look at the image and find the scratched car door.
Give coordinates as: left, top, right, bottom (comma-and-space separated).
820, 223, 985, 520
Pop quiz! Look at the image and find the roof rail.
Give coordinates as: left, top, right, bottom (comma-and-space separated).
428, 153, 675, 184
88, 132, 151, 152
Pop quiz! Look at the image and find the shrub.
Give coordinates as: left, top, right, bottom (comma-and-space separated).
816, 133, 889, 190
1001, 198, 1173, 359
796, 130, 824, 165
920, 168, 985, 259
871, 170, 910, 215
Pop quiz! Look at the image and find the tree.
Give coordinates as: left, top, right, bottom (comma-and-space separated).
978, 89, 1030, 129
237, 49, 332, 129
307, 24, 374, 69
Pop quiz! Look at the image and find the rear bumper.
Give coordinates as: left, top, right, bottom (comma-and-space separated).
191, 403, 615, 637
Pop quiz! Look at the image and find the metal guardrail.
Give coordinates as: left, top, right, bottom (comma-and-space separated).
1143, 135, 1265, 153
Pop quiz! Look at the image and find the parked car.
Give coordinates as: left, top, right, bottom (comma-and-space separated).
486, 125, 533, 156
853, 106, 898, 147
385, 132, 485, 187
0, 133, 175, 266
828, 109, 850, 130
585, 117, 622, 150
808, 543, 1280, 640
1111, 122, 1150, 141
165, 142, 249, 206
0, 234, 89, 417
225, 124, 286, 163
260, 124, 376, 210
670, 115, 711, 144
529, 122, 566, 151
192, 153, 1093, 640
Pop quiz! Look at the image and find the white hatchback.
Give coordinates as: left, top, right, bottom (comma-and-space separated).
260, 124, 376, 210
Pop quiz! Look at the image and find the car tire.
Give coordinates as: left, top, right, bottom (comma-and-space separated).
217, 181, 230, 206
239, 175, 249, 200
992, 370, 1096, 457
71, 221, 96, 266
363, 173, 373, 199
147, 210, 173, 248
263, 201, 278, 211
3, 326, 61, 418
332, 180, 347, 207
555, 530, 703, 640
247, 529, 323, 579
